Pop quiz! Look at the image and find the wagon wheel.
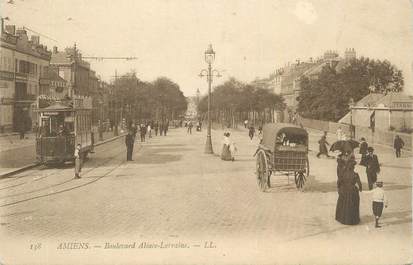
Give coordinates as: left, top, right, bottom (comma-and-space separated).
294, 158, 309, 191
256, 150, 270, 192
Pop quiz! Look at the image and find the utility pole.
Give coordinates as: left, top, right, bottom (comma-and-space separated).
79, 53, 137, 136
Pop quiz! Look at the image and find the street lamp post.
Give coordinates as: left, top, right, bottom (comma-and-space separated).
199, 44, 221, 154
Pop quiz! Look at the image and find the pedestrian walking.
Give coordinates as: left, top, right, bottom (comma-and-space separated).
364, 147, 380, 190
244, 119, 248, 128
74, 143, 82, 179
19, 120, 26, 140
248, 126, 255, 140
335, 158, 362, 225
187, 121, 193, 134
125, 130, 134, 161
147, 124, 152, 138
140, 124, 146, 142
359, 137, 368, 165
372, 181, 388, 228
221, 132, 237, 161
131, 123, 137, 141
159, 122, 164, 136
317, 134, 331, 158
393, 135, 405, 158
33, 122, 39, 137
154, 122, 159, 136
164, 120, 169, 136
336, 126, 343, 141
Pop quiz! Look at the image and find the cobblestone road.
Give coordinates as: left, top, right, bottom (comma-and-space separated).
0, 127, 411, 264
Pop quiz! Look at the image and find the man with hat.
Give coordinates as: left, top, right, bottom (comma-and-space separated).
125, 130, 135, 161
359, 137, 368, 166
364, 147, 380, 190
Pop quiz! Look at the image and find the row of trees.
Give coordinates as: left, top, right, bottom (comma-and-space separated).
111, 72, 187, 124
297, 57, 404, 121
197, 78, 286, 127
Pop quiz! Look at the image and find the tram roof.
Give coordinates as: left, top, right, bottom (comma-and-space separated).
35, 103, 92, 112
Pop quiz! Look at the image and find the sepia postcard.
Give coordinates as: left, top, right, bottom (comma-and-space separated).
0, 0, 412, 264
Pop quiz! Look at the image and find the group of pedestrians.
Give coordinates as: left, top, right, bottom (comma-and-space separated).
244, 120, 262, 141
125, 120, 169, 161
185, 120, 202, 134
335, 146, 387, 228
315, 129, 401, 228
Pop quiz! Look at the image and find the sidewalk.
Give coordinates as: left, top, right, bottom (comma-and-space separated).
0, 131, 124, 177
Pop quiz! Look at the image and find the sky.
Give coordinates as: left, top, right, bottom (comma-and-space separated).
2, 0, 413, 96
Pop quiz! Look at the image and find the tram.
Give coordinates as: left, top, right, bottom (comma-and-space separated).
35, 96, 93, 165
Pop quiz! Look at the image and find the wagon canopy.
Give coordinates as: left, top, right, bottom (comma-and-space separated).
261, 123, 308, 151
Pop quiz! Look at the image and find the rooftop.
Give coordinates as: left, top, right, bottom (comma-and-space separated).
354, 92, 413, 109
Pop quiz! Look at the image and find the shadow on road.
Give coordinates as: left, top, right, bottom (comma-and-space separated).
130, 147, 191, 164
381, 164, 413, 170
290, 210, 412, 243
360, 210, 412, 226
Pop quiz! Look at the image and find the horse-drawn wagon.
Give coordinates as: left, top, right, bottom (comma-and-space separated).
255, 123, 309, 191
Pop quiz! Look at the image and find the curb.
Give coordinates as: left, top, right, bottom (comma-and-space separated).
94, 133, 126, 147
0, 163, 40, 178
0, 134, 126, 179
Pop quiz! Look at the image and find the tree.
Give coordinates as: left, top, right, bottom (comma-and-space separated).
198, 77, 286, 127
112, 73, 187, 123
152, 77, 187, 121
297, 57, 404, 121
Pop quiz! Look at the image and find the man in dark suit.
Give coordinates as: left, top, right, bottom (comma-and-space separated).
394, 135, 405, 158
359, 137, 368, 165
125, 130, 134, 161
365, 147, 380, 190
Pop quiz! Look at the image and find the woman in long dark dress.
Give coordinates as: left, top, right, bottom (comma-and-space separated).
335, 158, 362, 225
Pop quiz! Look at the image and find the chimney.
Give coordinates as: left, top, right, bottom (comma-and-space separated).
31, 35, 40, 45
344, 48, 356, 60
16, 28, 27, 36
5, 25, 15, 35
53, 46, 58, 53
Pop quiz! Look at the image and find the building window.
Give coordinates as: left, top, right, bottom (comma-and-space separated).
59, 69, 65, 79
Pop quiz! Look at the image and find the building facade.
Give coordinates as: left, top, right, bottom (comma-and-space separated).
0, 27, 17, 132
39, 67, 69, 99
0, 25, 51, 132
50, 45, 91, 97
269, 49, 357, 122
340, 92, 413, 131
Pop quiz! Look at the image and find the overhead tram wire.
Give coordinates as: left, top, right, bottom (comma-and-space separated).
82, 56, 138, 61
22, 26, 58, 42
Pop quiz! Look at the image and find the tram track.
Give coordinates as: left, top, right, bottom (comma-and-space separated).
0, 141, 144, 208
0, 138, 125, 189
0, 133, 127, 181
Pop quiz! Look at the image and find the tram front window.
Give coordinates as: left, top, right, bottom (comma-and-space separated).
40, 113, 73, 137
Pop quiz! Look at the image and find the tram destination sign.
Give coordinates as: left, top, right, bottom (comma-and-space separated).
42, 112, 59, 116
